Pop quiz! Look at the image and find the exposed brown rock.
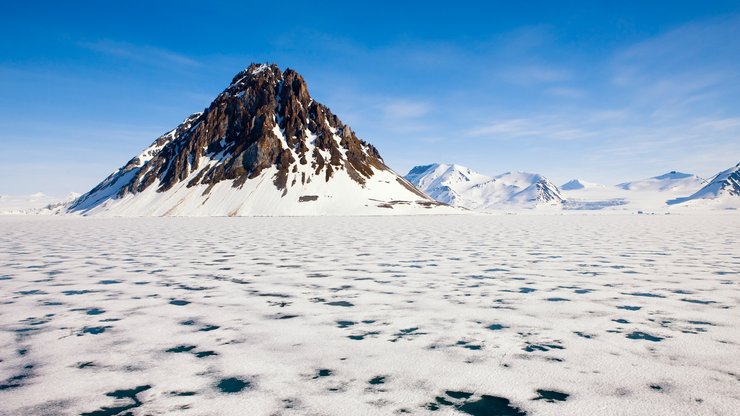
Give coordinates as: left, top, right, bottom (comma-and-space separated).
71, 63, 435, 211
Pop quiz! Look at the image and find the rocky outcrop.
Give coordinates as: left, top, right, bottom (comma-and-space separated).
68, 63, 447, 216
71, 64, 402, 210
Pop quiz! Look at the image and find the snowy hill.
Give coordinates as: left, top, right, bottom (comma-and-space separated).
0, 193, 79, 215
404, 163, 563, 210
69, 64, 455, 217
561, 179, 605, 191
561, 170, 714, 211
668, 162, 740, 207
617, 171, 706, 193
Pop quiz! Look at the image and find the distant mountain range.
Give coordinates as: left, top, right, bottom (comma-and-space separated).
405, 163, 562, 210
404, 163, 739, 212
0, 62, 737, 216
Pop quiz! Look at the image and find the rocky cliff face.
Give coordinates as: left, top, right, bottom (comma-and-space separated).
69, 64, 442, 216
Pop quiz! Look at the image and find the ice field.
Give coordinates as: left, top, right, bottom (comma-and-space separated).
0, 215, 738, 415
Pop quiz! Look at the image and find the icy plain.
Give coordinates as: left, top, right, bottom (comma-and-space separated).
0, 215, 738, 415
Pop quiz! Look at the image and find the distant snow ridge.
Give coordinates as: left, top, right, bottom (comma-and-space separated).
561, 179, 605, 190
669, 162, 740, 205
405, 163, 564, 210
69, 63, 453, 217
617, 171, 706, 192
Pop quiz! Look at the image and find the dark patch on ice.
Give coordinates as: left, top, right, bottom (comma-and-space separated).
77, 361, 95, 369
484, 268, 509, 273
446, 391, 473, 399
457, 395, 527, 415
613, 319, 630, 324
369, 376, 386, 385
617, 305, 641, 311
487, 323, 507, 331
457, 340, 483, 350
390, 327, 426, 342
546, 297, 570, 302
336, 320, 356, 328
199, 324, 220, 332
179, 319, 196, 326
650, 384, 662, 391
166, 345, 197, 353
533, 389, 569, 402
86, 308, 105, 315
426, 391, 527, 416
63, 290, 95, 295
16, 289, 47, 295
169, 300, 190, 306
624, 292, 665, 298
574, 289, 591, 294
574, 331, 594, 339
627, 331, 664, 342
98, 280, 121, 285
81, 385, 151, 416
216, 377, 250, 393
680, 298, 716, 305
348, 331, 380, 341
524, 343, 564, 352
169, 391, 197, 396
688, 321, 713, 326
326, 300, 354, 307
312, 369, 333, 379
80, 326, 111, 335
195, 350, 217, 358
519, 287, 536, 293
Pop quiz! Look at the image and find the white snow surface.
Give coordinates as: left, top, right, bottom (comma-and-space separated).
405, 163, 563, 211
0, 215, 738, 415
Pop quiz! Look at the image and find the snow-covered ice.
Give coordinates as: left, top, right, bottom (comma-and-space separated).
0, 215, 738, 415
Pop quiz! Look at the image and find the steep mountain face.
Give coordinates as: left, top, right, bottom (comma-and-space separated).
669, 162, 740, 205
404, 163, 563, 210
69, 64, 448, 216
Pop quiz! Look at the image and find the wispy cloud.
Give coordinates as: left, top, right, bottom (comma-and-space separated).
79, 40, 199, 67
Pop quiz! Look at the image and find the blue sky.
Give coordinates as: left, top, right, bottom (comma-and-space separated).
1, 1, 739, 195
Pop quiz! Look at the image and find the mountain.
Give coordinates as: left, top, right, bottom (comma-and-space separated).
561, 179, 604, 190
668, 162, 740, 206
404, 163, 563, 210
69, 64, 453, 216
0, 192, 79, 215
617, 171, 706, 193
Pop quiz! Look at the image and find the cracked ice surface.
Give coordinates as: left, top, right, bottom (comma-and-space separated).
0, 215, 738, 415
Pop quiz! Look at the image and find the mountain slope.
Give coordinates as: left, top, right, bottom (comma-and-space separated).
617, 171, 705, 193
69, 64, 452, 216
668, 162, 740, 206
404, 163, 563, 210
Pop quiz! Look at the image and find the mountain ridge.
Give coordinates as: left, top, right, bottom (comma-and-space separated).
68, 64, 450, 216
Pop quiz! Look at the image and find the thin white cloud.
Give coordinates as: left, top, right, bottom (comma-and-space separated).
79, 40, 199, 67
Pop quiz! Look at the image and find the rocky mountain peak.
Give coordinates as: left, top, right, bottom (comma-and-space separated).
71, 63, 407, 213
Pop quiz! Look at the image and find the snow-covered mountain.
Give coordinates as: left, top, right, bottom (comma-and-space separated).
0, 192, 79, 215
561, 179, 605, 190
561, 170, 714, 211
617, 171, 706, 193
404, 163, 563, 210
668, 162, 740, 207
69, 64, 454, 216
